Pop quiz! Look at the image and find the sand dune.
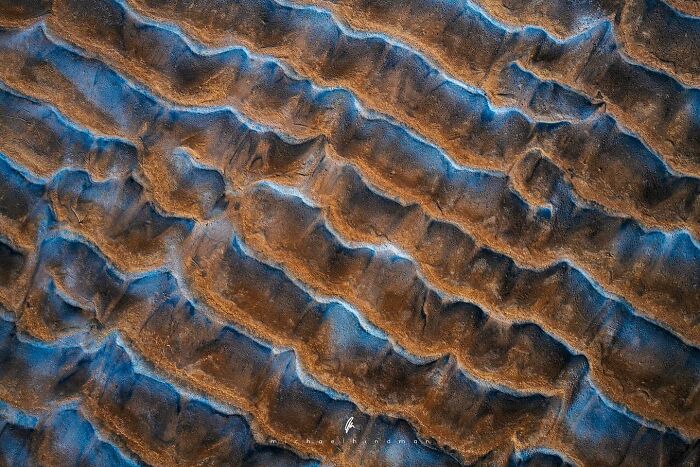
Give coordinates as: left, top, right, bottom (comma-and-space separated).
0, 0, 698, 465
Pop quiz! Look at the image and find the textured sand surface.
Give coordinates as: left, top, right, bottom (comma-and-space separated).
0, 0, 698, 465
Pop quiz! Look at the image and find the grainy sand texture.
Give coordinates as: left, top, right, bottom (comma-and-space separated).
0, 0, 698, 465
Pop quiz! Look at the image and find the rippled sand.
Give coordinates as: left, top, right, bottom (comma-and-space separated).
0, 0, 698, 465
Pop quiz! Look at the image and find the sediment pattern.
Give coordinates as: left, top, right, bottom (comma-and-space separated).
0, 0, 698, 465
